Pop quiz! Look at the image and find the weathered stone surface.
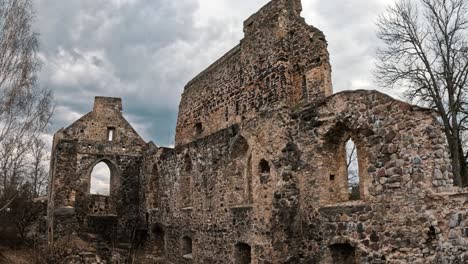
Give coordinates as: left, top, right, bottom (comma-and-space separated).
47, 1, 468, 263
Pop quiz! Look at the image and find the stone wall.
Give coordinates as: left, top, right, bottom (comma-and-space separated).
47, 0, 468, 263
284, 90, 466, 263
175, 0, 332, 146
140, 90, 466, 263
47, 97, 146, 262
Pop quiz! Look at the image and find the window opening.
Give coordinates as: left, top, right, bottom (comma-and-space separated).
182, 154, 193, 207
184, 154, 192, 172
107, 127, 115, 141
346, 139, 360, 200
235, 242, 252, 264
181, 236, 193, 259
90, 162, 111, 196
194, 122, 203, 136
152, 224, 165, 257
151, 164, 159, 208
259, 159, 270, 174
329, 243, 356, 264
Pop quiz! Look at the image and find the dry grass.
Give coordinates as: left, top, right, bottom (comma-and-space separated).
0, 246, 47, 264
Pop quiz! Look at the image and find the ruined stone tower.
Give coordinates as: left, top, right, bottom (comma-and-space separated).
47, 0, 467, 263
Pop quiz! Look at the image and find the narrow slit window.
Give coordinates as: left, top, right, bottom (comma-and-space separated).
151, 164, 160, 208
346, 139, 360, 200
107, 127, 115, 141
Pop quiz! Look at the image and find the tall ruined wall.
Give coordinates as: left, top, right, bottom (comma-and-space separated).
175, 0, 332, 146
143, 118, 293, 263
47, 97, 147, 261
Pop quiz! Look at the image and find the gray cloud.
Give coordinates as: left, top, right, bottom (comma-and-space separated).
303, 0, 395, 94
35, 0, 398, 147
90, 162, 111, 195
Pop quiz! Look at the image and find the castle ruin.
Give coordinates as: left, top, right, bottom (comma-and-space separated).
47, 0, 468, 263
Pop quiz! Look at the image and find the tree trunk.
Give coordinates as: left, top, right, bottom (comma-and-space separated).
446, 134, 462, 186
457, 139, 468, 186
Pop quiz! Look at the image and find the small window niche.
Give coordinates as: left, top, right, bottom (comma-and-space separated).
329, 243, 356, 264
152, 224, 165, 257
258, 159, 270, 184
194, 122, 203, 136
107, 127, 115, 141
184, 154, 192, 172
235, 242, 252, 264
259, 159, 270, 174
181, 236, 193, 259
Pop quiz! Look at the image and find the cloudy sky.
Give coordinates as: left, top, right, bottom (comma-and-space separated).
90, 162, 111, 195
35, 0, 396, 147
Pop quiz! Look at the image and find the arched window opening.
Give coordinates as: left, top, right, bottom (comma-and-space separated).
235, 242, 252, 264
329, 243, 356, 264
346, 139, 360, 200
259, 159, 270, 174
90, 162, 111, 196
181, 236, 193, 259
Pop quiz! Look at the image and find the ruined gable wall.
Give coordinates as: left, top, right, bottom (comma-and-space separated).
47, 97, 147, 256
62, 97, 145, 145
175, 0, 332, 146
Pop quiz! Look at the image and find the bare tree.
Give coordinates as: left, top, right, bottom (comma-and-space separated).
0, 0, 53, 198
375, 0, 468, 186
29, 138, 47, 197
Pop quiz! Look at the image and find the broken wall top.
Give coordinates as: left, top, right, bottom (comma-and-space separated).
54, 96, 146, 148
175, 0, 333, 146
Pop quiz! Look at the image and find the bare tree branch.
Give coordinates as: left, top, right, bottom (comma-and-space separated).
375, 0, 468, 186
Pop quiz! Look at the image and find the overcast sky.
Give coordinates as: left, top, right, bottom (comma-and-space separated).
90, 162, 111, 195
35, 0, 396, 147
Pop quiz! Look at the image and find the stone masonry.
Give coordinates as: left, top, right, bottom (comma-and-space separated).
47, 0, 467, 263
